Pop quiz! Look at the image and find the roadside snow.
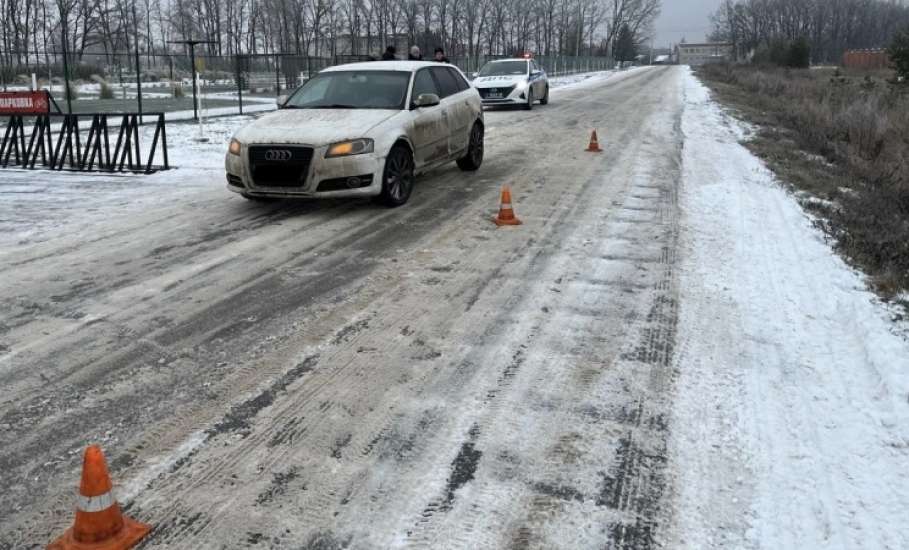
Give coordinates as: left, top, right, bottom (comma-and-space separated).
548, 66, 652, 94
669, 69, 909, 548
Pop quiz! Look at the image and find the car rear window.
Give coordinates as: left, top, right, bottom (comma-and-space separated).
431, 67, 461, 98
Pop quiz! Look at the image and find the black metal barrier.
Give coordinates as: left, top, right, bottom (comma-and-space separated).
0, 113, 169, 173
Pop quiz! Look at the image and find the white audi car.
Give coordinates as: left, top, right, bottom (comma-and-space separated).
225, 61, 484, 206
473, 58, 549, 109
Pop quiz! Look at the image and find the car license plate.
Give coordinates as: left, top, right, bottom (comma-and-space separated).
487, 91, 503, 99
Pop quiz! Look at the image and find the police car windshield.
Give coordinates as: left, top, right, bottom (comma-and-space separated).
285, 71, 410, 110
478, 61, 528, 77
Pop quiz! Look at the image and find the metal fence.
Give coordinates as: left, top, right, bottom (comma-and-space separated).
1, 51, 615, 120
1, 112, 169, 173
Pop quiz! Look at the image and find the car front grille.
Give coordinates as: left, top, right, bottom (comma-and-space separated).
478, 85, 516, 99
248, 146, 314, 188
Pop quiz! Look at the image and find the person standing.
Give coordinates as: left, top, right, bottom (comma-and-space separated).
382, 46, 397, 60
408, 46, 423, 61
433, 47, 449, 63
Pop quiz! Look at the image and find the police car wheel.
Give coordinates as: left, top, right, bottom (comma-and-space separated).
540, 85, 549, 105
524, 89, 534, 110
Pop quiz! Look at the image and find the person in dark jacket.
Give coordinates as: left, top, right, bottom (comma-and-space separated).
433, 47, 449, 63
382, 46, 397, 60
408, 46, 423, 61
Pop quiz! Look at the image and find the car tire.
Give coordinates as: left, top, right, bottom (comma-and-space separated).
540, 85, 549, 105
378, 145, 415, 207
524, 89, 534, 110
457, 122, 484, 171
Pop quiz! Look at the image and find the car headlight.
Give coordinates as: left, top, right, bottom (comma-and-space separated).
326, 138, 374, 158
228, 138, 242, 156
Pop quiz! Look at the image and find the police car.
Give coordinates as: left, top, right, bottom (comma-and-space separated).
472, 57, 549, 109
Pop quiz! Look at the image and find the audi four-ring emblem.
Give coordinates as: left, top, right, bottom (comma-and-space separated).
264, 149, 292, 161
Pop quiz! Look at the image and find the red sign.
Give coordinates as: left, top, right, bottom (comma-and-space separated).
0, 91, 51, 115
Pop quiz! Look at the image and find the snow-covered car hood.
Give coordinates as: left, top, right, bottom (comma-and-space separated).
234, 109, 399, 145
473, 75, 527, 88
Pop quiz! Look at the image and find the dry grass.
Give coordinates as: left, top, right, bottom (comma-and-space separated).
698, 63, 909, 298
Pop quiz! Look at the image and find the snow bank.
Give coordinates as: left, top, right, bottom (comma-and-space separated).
668, 68, 909, 548
548, 66, 652, 94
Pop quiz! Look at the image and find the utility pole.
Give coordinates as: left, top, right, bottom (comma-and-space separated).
61, 16, 73, 114
133, 2, 143, 123
168, 39, 216, 121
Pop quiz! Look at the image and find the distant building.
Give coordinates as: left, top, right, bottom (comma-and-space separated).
675, 43, 733, 66
842, 49, 890, 70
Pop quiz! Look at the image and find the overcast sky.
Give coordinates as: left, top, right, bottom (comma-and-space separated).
653, 0, 723, 48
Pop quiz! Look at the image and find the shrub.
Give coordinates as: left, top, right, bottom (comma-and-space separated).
753, 39, 791, 66
69, 62, 105, 81
788, 38, 811, 68
753, 38, 811, 68
888, 25, 909, 81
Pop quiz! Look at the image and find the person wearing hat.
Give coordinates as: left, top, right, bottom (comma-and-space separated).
408, 46, 423, 61
382, 45, 397, 60
433, 47, 449, 63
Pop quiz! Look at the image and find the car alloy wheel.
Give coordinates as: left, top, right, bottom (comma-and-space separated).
524, 89, 534, 110
380, 145, 415, 207
457, 123, 484, 171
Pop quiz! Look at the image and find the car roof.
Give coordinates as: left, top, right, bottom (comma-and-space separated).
322, 61, 448, 73
487, 58, 531, 63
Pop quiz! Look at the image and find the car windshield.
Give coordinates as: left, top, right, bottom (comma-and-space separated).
478, 61, 528, 77
285, 70, 410, 110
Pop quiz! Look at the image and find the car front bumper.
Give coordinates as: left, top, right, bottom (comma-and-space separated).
479, 97, 527, 106
225, 144, 385, 199
476, 85, 529, 106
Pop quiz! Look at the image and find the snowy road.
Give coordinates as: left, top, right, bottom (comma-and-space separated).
1, 66, 907, 549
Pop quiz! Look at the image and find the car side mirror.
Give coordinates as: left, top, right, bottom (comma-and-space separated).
414, 93, 441, 108
531, 70, 542, 77
276, 94, 288, 108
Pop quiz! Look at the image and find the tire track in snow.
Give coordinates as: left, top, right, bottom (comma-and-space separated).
0, 67, 681, 548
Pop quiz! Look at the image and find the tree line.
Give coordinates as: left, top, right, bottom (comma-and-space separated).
710, 0, 909, 63
1, 0, 660, 69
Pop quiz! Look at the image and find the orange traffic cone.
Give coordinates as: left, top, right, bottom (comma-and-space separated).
47, 445, 151, 550
493, 185, 522, 226
586, 130, 603, 152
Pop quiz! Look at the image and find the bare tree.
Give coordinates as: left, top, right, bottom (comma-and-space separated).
710, 0, 909, 63
1, 0, 669, 72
